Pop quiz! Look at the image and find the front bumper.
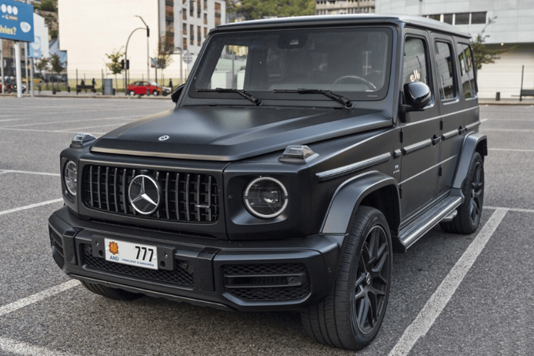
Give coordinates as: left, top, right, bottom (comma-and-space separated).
48, 206, 344, 311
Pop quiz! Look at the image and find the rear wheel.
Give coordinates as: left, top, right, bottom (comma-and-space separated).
80, 281, 141, 300
152, 90, 159, 96
301, 206, 392, 350
440, 152, 484, 234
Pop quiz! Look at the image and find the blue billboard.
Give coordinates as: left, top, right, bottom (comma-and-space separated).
0, 0, 34, 42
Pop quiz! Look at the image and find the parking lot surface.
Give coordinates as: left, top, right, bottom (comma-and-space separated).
0, 98, 533, 355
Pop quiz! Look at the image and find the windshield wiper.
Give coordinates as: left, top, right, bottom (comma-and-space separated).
273, 88, 353, 109
197, 88, 262, 106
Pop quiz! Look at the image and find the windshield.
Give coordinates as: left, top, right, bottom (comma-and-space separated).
149, 81, 159, 86
191, 27, 392, 102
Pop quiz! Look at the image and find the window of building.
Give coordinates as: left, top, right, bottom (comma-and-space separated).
427, 14, 440, 21
215, 2, 221, 26
204, 0, 207, 10
197, 26, 201, 46
197, 0, 201, 17
457, 43, 476, 98
204, 27, 207, 38
443, 14, 453, 24
183, 23, 187, 35
471, 12, 487, 24
403, 37, 429, 86
455, 13, 469, 25
204, 13, 207, 25
190, 1, 194, 17
434, 41, 456, 100
190, 24, 194, 45
183, 37, 187, 50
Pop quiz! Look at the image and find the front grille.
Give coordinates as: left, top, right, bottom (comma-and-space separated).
82, 165, 219, 223
83, 245, 194, 287
223, 263, 311, 301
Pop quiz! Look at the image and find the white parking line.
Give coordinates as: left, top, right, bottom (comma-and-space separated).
0, 198, 63, 216
488, 148, 534, 153
0, 119, 19, 122
3, 115, 140, 128
485, 206, 534, 214
0, 336, 81, 356
55, 122, 131, 132
1, 170, 60, 176
388, 208, 508, 356
0, 280, 79, 317
484, 128, 534, 132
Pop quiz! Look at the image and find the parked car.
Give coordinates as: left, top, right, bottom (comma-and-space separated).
126, 81, 163, 96
49, 15, 485, 351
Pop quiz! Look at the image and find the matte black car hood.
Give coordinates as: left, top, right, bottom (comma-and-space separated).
91, 107, 392, 161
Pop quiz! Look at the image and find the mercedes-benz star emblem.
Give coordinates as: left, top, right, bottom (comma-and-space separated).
128, 175, 161, 215
158, 135, 170, 141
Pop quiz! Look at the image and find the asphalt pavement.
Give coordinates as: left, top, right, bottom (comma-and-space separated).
0, 98, 533, 356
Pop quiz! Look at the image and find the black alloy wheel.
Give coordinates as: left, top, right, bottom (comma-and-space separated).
301, 206, 392, 350
352, 225, 390, 335
440, 152, 484, 234
469, 160, 484, 226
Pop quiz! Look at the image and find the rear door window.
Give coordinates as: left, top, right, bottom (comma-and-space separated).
434, 42, 457, 100
457, 43, 477, 99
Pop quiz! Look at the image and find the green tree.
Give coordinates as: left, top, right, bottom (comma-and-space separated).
472, 17, 515, 70
49, 53, 64, 89
231, 0, 315, 21
35, 57, 49, 83
39, 0, 57, 12
105, 48, 124, 91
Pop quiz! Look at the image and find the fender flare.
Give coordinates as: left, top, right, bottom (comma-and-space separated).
320, 171, 400, 234
452, 132, 487, 190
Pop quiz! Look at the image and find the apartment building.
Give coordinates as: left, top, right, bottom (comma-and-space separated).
315, 0, 376, 15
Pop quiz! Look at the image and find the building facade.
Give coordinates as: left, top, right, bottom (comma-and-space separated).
316, 0, 376, 15
376, 0, 534, 99
58, 0, 226, 87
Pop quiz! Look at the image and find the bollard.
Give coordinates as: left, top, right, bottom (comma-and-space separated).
67, 86, 71, 93
146, 88, 150, 96
52, 87, 56, 95
495, 92, 500, 101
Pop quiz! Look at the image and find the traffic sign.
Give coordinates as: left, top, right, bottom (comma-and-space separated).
0, 0, 34, 42
183, 53, 193, 64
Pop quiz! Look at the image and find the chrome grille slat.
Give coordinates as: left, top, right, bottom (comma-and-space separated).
196, 175, 201, 222
185, 174, 190, 221
113, 168, 118, 213
82, 166, 218, 224
175, 173, 180, 221
105, 167, 109, 211
97, 166, 101, 209
165, 172, 170, 220
89, 166, 93, 207
122, 168, 127, 214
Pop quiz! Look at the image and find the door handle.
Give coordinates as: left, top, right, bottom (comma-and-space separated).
431, 135, 441, 145
458, 126, 468, 134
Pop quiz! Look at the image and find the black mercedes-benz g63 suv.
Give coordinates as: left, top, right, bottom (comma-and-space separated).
49, 15, 486, 350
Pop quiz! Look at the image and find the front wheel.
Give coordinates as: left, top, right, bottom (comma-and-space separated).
129, 90, 135, 96
152, 90, 159, 96
301, 206, 392, 350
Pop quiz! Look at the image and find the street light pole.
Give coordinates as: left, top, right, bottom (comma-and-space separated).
178, 1, 193, 84
124, 27, 145, 95
135, 15, 150, 82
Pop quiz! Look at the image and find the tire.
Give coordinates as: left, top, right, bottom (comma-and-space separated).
301, 206, 393, 350
152, 90, 159, 96
80, 280, 141, 300
129, 90, 135, 96
440, 152, 484, 234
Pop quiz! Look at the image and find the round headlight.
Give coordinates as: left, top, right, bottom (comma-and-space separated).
244, 177, 288, 219
64, 161, 77, 196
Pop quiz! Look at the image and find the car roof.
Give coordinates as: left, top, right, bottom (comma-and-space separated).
213, 14, 471, 39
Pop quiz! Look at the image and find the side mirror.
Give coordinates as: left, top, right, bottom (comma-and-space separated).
171, 84, 185, 103
403, 82, 431, 109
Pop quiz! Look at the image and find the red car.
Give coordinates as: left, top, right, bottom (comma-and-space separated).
126, 81, 162, 96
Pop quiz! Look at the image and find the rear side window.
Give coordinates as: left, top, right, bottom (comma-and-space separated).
434, 41, 456, 100
403, 37, 429, 85
457, 43, 477, 99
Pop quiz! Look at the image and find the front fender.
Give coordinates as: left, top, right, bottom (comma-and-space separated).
452, 132, 487, 190
320, 171, 400, 234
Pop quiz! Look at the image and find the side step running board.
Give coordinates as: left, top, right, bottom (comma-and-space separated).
399, 196, 463, 249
